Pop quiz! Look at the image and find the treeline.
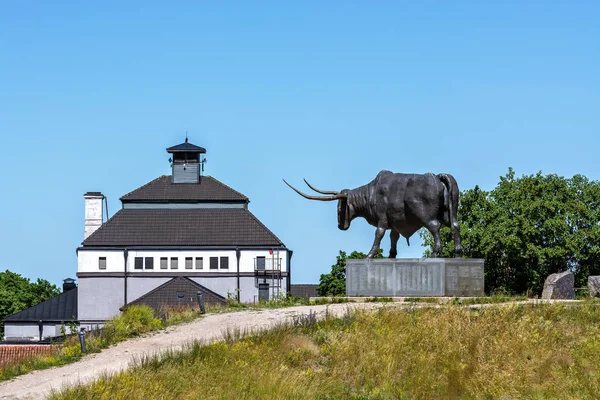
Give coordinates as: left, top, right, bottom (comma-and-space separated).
0, 271, 60, 336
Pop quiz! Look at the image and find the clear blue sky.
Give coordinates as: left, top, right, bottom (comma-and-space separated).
0, 1, 598, 287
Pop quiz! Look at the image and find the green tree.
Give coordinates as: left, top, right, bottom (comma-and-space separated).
421, 168, 600, 294
0, 270, 61, 336
317, 249, 383, 296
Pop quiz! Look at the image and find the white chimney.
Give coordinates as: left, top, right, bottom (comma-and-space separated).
84, 192, 104, 239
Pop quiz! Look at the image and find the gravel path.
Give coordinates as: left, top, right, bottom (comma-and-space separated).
0, 303, 393, 400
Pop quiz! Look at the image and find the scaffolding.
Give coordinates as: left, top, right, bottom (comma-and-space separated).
254, 250, 282, 301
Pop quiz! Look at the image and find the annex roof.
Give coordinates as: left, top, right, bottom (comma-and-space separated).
81, 208, 284, 247
3, 289, 77, 323
124, 277, 226, 311
120, 175, 248, 203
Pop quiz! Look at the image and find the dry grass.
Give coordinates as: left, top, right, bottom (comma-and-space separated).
50, 302, 600, 400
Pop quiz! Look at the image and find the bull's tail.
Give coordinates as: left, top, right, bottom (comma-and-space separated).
437, 173, 462, 255
437, 173, 459, 226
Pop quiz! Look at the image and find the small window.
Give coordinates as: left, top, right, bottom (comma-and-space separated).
134, 257, 143, 270
160, 257, 168, 269
195, 257, 203, 269
220, 257, 229, 269
176, 291, 185, 300
185, 257, 193, 269
99, 257, 107, 270
171, 257, 178, 269
256, 256, 265, 270
210, 257, 218, 269
145, 257, 154, 270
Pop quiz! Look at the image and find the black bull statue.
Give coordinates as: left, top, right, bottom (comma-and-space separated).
284, 170, 463, 258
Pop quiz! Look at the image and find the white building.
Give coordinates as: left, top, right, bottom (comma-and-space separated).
76, 139, 292, 327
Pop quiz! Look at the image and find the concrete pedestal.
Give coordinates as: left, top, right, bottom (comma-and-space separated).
346, 258, 485, 297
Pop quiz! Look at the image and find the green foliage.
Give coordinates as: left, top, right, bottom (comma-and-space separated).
364, 297, 394, 303
0, 270, 60, 336
104, 305, 163, 340
50, 304, 600, 400
317, 249, 383, 296
421, 168, 600, 294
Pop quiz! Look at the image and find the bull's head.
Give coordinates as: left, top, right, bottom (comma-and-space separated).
283, 179, 355, 230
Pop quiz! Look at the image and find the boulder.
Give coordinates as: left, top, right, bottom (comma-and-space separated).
541, 271, 575, 300
588, 276, 600, 298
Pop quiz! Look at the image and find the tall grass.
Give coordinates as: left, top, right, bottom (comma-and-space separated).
50, 303, 600, 399
1, 305, 167, 382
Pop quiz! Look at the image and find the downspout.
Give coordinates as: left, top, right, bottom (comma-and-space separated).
123, 248, 129, 306
287, 250, 293, 296
236, 248, 241, 302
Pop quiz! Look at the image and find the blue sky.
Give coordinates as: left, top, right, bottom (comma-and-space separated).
0, 1, 598, 287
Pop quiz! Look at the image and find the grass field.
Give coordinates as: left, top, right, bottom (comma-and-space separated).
50, 302, 600, 400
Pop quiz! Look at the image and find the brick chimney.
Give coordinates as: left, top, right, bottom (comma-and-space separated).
84, 192, 104, 239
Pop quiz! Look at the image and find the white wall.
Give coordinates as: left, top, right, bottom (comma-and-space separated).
3, 323, 77, 341
78, 249, 288, 274
78, 250, 124, 272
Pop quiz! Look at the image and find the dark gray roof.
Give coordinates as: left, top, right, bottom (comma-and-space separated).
290, 284, 319, 299
120, 176, 248, 203
81, 208, 284, 247
167, 140, 206, 153
124, 277, 226, 311
3, 289, 77, 323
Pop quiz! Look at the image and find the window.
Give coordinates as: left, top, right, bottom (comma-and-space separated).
99, 257, 107, 270
145, 257, 154, 270
256, 256, 265, 270
185, 257, 193, 269
220, 257, 229, 269
160, 257, 168, 269
171, 257, 178, 269
195, 257, 203, 269
210, 257, 218, 269
176, 291, 186, 300
134, 257, 143, 270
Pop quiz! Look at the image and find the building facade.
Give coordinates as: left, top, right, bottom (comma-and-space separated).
77, 139, 292, 326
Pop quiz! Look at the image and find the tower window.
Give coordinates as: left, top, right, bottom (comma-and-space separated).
185, 257, 193, 269
195, 257, 203, 269
145, 257, 154, 270
99, 257, 106, 270
134, 257, 143, 270
210, 257, 218, 269
160, 257, 168, 269
220, 257, 229, 269
171, 257, 179, 269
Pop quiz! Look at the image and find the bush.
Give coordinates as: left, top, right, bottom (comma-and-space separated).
104, 305, 163, 340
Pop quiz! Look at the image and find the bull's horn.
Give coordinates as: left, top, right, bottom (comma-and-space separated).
283, 179, 347, 201
303, 179, 340, 195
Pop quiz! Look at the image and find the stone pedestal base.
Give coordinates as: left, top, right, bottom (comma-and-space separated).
346, 258, 485, 297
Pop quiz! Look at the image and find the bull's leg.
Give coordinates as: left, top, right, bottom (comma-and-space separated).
426, 220, 443, 257
367, 226, 387, 258
451, 220, 463, 257
389, 230, 399, 259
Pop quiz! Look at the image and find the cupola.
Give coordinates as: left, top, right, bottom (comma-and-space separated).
166, 137, 207, 183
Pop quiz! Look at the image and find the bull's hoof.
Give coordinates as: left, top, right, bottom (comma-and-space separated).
388, 252, 397, 259
454, 246, 463, 257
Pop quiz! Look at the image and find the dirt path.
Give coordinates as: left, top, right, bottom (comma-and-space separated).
0, 303, 393, 400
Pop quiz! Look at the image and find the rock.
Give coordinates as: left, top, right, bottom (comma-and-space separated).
541, 271, 575, 300
588, 276, 600, 298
